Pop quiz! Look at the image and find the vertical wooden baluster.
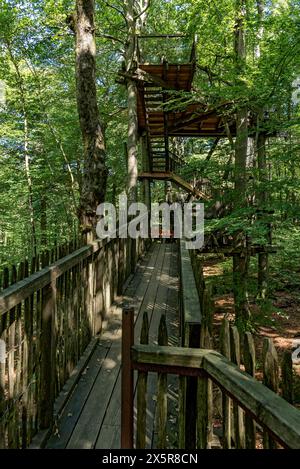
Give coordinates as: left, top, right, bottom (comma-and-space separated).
136, 311, 149, 449
30, 257, 37, 434
0, 267, 9, 448
69, 241, 75, 374
7, 265, 17, 447
64, 245, 71, 379
230, 325, 245, 448
72, 239, 78, 366
35, 254, 42, 424
243, 331, 256, 448
21, 259, 30, 448
281, 351, 294, 404
118, 238, 125, 296
121, 307, 134, 448
197, 370, 209, 449
87, 252, 94, 341
156, 314, 168, 449
40, 257, 56, 431
15, 262, 24, 447
220, 318, 231, 449
198, 331, 213, 449
178, 374, 186, 449
113, 238, 118, 301
263, 338, 279, 449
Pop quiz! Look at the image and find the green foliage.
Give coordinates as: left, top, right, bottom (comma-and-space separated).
0, 0, 300, 290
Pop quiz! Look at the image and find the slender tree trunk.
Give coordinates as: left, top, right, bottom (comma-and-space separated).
74, 0, 108, 240
6, 43, 37, 256
257, 120, 269, 298
124, 0, 149, 203
233, 0, 251, 326
23, 59, 78, 213
255, 0, 269, 298
24, 113, 37, 256
40, 194, 47, 247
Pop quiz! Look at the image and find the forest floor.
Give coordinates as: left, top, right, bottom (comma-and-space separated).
202, 252, 300, 407
201, 234, 300, 448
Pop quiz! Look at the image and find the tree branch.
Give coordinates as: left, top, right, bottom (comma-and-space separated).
134, 0, 150, 21
95, 32, 125, 45
102, 0, 127, 21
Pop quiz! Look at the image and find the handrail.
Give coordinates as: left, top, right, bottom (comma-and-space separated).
0, 239, 107, 316
179, 239, 202, 346
0, 223, 131, 316
131, 345, 300, 449
1, 231, 148, 449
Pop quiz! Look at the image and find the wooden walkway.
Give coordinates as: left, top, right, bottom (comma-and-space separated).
46, 242, 179, 449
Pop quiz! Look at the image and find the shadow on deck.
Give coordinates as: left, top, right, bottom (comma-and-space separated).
46, 242, 179, 449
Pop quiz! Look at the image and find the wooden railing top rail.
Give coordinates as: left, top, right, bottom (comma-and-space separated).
179, 239, 202, 326
0, 233, 122, 317
131, 345, 300, 449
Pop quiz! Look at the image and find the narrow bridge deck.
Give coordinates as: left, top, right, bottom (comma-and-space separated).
46, 242, 179, 449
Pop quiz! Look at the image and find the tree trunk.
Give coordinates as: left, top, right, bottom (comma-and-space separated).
255, 1, 269, 298
233, 0, 251, 326
40, 194, 47, 247
6, 43, 37, 256
124, 0, 149, 203
257, 124, 269, 298
75, 0, 108, 239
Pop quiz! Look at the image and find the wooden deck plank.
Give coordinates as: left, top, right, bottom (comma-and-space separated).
47, 242, 180, 450
96, 243, 166, 449
66, 342, 122, 449
151, 243, 180, 448
144, 244, 173, 448
46, 343, 110, 449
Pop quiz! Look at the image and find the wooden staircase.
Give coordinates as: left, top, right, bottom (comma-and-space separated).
137, 53, 211, 199
138, 171, 209, 200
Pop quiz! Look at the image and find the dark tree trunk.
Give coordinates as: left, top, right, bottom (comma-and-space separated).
74, 0, 108, 239
124, 0, 149, 203
257, 125, 269, 298
233, 0, 251, 327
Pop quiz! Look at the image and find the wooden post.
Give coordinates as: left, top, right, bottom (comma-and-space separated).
197, 371, 209, 449
185, 325, 200, 449
40, 273, 57, 430
230, 325, 245, 448
178, 374, 186, 449
131, 238, 137, 274
0, 267, 9, 448
121, 306, 134, 449
198, 330, 213, 449
221, 318, 232, 449
243, 331, 256, 448
118, 238, 125, 296
157, 314, 168, 448
263, 338, 279, 449
136, 311, 149, 449
281, 351, 294, 404
21, 260, 31, 447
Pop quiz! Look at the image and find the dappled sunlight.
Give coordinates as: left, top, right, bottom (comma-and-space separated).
103, 356, 120, 371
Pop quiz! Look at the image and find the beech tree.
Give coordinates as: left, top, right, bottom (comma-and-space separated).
73, 0, 108, 239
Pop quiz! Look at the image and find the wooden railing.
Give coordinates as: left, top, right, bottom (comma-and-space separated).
178, 239, 202, 448
121, 308, 300, 450
0, 233, 147, 448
